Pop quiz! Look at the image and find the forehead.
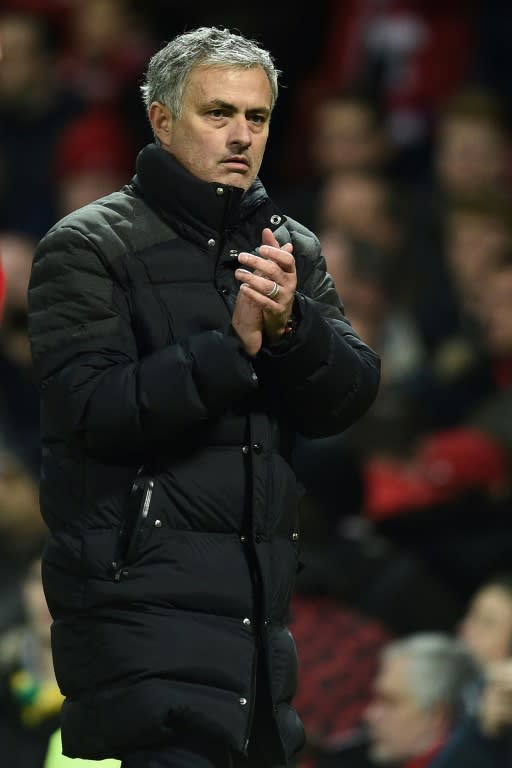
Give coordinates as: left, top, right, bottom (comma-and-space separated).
441, 117, 500, 142
473, 585, 512, 614
183, 64, 272, 107
376, 655, 412, 699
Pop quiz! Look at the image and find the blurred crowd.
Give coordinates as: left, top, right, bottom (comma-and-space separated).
1, 1, 512, 767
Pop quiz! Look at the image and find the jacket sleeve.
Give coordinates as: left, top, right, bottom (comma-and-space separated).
28, 227, 258, 461
256, 230, 380, 438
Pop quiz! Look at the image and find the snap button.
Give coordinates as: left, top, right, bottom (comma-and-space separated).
219, 286, 229, 295
242, 617, 251, 626
154, 519, 162, 528
252, 442, 263, 454
270, 214, 281, 225
240, 534, 247, 543
264, 618, 271, 626
207, 238, 216, 248
251, 371, 258, 383
239, 697, 247, 706
292, 532, 299, 541
255, 535, 262, 544
242, 445, 250, 455
216, 187, 224, 195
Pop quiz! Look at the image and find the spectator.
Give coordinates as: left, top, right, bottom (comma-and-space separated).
276, 91, 392, 231
408, 88, 511, 354
458, 572, 512, 667
58, 0, 154, 108
476, 660, 512, 756
413, 193, 512, 431
318, 171, 402, 256
363, 260, 512, 600
0, 11, 84, 237
319, 232, 424, 458
0, 232, 39, 474
364, 633, 481, 767
54, 108, 135, 217
283, 1, 474, 185
433, 573, 512, 766
289, 592, 392, 765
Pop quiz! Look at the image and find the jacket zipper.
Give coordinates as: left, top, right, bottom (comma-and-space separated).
114, 476, 154, 580
141, 479, 154, 520
243, 643, 258, 752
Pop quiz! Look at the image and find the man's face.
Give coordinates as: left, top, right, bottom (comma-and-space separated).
0, 16, 47, 103
459, 585, 512, 666
312, 101, 386, 174
365, 655, 444, 764
480, 267, 512, 356
155, 64, 272, 190
437, 118, 505, 197
448, 212, 510, 301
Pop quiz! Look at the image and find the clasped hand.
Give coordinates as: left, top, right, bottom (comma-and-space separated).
231, 227, 296, 356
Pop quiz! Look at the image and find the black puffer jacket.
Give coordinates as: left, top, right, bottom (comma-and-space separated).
27, 145, 380, 762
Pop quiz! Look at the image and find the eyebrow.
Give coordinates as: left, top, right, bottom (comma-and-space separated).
204, 99, 270, 116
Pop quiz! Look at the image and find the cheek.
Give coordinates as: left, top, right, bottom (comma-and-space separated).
489, 629, 512, 660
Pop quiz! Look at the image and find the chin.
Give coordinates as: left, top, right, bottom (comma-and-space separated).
368, 743, 396, 765
227, 177, 251, 190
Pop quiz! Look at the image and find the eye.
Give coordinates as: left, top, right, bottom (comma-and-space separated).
249, 114, 266, 125
208, 109, 226, 119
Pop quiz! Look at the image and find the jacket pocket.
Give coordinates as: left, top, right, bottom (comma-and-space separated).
115, 470, 155, 574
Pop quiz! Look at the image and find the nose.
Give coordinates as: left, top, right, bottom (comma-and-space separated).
228, 116, 252, 150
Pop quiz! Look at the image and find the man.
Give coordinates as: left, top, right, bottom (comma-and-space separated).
27, 26, 380, 768
364, 633, 480, 767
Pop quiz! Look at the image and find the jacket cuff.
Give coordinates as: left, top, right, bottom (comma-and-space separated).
257, 293, 332, 380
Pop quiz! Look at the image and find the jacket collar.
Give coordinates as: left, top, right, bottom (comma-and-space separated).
403, 741, 446, 768
133, 143, 268, 239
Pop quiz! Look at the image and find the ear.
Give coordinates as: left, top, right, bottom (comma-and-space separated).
148, 102, 173, 148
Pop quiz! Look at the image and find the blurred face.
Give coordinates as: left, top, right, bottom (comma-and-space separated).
311, 100, 387, 174
459, 585, 512, 666
480, 267, 512, 356
320, 172, 399, 250
74, 0, 133, 56
448, 212, 510, 303
365, 655, 445, 764
151, 65, 271, 191
437, 119, 506, 197
0, 16, 47, 103
320, 230, 386, 321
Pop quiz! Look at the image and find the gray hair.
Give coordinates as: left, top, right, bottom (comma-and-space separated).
140, 26, 280, 118
383, 633, 480, 716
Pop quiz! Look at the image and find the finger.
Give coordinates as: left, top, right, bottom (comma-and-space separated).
238, 248, 295, 276
262, 227, 278, 247
262, 227, 294, 257
262, 227, 294, 254
235, 270, 286, 300
239, 282, 288, 312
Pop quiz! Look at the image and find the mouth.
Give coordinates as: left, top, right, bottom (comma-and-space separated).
221, 156, 250, 171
